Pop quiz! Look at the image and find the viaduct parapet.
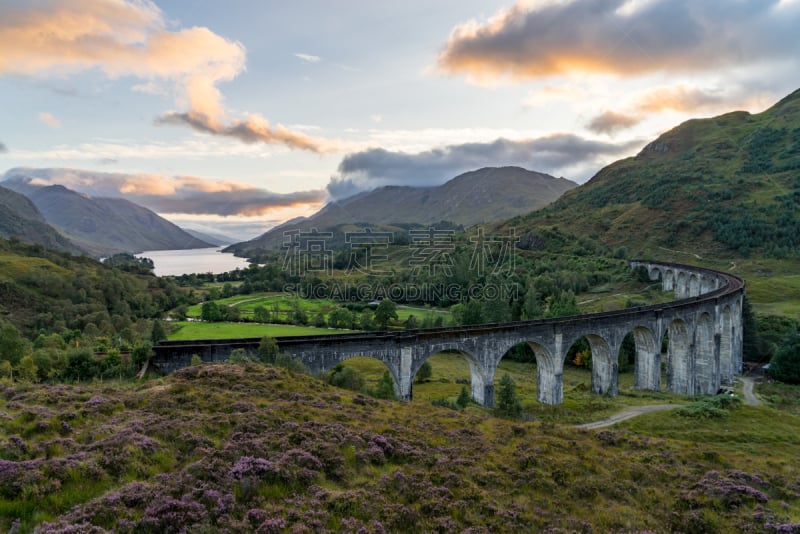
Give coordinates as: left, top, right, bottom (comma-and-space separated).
153, 261, 744, 407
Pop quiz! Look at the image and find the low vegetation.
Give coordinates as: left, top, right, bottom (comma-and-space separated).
0, 362, 798, 532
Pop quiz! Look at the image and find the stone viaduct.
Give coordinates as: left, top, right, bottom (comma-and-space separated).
152, 261, 745, 407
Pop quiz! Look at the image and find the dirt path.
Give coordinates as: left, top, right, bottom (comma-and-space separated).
739, 376, 762, 406
574, 404, 681, 430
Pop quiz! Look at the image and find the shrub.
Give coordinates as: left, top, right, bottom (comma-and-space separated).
372, 371, 396, 400
414, 361, 432, 384
677, 395, 741, 418
329, 365, 366, 392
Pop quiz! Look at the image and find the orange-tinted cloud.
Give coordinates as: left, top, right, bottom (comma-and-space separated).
586, 84, 738, 134
0, 1, 333, 152
2, 167, 327, 217
156, 111, 339, 154
38, 112, 62, 129
438, 0, 800, 81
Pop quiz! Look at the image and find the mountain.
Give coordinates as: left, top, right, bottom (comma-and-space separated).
227, 166, 576, 255
0, 185, 80, 253
181, 227, 237, 247
501, 89, 800, 260
2, 177, 211, 256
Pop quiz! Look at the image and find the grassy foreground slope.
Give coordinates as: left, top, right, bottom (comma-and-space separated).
2, 364, 798, 532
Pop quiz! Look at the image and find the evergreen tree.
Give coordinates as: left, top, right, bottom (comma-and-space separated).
495, 373, 522, 418
373, 370, 396, 399
768, 330, 800, 384
456, 385, 471, 408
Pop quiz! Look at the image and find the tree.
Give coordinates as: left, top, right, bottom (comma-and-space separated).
415, 361, 432, 383
201, 301, 223, 322
373, 370, 396, 400
14, 355, 37, 382
768, 330, 800, 384
456, 385, 471, 408
151, 319, 167, 343
328, 308, 354, 329
0, 322, 29, 366
522, 285, 543, 320
742, 296, 763, 362
495, 373, 522, 418
374, 299, 398, 330
258, 336, 279, 363
229, 348, 250, 363
253, 305, 271, 324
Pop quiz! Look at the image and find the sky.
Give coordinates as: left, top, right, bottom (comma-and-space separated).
1, 0, 798, 239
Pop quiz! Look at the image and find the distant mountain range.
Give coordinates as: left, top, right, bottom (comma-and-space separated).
1, 173, 211, 256
226, 166, 576, 256
500, 88, 800, 261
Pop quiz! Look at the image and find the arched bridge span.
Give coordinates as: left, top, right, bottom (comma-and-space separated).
152, 261, 744, 407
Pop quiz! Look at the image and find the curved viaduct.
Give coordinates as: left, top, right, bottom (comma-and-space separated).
153, 261, 744, 407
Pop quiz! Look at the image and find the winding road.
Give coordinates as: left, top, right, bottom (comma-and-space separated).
738, 376, 762, 406
574, 404, 680, 430
576, 378, 762, 430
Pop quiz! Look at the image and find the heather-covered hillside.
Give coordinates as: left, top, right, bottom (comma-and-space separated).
2, 363, 799, 532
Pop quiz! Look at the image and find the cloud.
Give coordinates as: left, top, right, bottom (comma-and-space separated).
0, 1, 331, 152
586, 84, 745, 134
0, 142, 7, 153
156, 111, 338, 153
438, 0, 800, 81
2, 167, 326, 217
38, 112, 62, 128
294, 53, 321, 63
328, 134, 641, 197
587, 111, 643, 134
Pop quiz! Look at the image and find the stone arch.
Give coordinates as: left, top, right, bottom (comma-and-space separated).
648, 266, 663, 282
719, 305, 734, 385
676, 272, 688, 298
564, 333, 617, 396
667, 319, 692, 394
418, 347, 492, 406
631, 325, 660, 391
663, 269, 675, 291
694, 312, 718, 394
688, 274, 700, 297
337, 353, 402, 398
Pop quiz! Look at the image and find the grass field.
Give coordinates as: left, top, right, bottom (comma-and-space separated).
334, 352, 684, 424
167, 321, 355, 340
186, 292, 452, 326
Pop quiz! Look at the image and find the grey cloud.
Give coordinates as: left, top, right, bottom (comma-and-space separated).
136, 189, 326, 217
439, 0, 800, 79
587, 111, 643, 135
1, 167, 325, 217
328, 135, 641, 197
0, 142, 7, 153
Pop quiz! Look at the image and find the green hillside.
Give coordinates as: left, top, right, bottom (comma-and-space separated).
0, 238, 186, 339
0, 186, 79, 254
503, 89, 800, 261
